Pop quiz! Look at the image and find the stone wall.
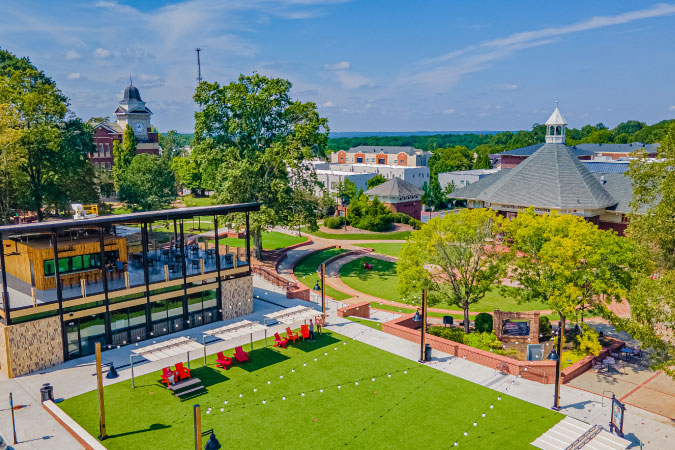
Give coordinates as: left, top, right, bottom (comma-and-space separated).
382, 314, 557, 384
338, 301, 370, 319
0, 315, 64, 378
220, 275, 254, 320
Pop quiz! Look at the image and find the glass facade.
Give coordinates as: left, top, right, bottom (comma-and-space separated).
0, 203, 259, 360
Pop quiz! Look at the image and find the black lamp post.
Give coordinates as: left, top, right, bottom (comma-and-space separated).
547, 324, 562, 411
314, 280, 321, 291
412, 289, 428, 362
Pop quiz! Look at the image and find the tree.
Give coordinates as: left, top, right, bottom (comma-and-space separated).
367, 174, 386, 189
397, 208, 508, 333
317, 190, 336, 217
336, 178, 357, 205
1, 48, 97, 221
0, 101, 25, 223
119, 154, 176, 211
194, 73, 329, 259
624, 122, 675, 377
171, 156, 201, 196
502, 209, 640, 334
113, 125, 136, 191
473, 152, 491, 170
159, 130, 185, 160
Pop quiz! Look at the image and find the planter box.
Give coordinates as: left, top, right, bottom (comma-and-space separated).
338, 301, 370, 318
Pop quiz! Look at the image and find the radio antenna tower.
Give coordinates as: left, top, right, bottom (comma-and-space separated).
195, 48, 202, 85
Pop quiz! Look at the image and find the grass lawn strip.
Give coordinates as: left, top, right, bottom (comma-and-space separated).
208, 231, 308, 250
301, 227, 411, 240
345, 316, 383, 330
60, 330, 561, 449
293, 248, 351, 300
355, 242, 403, 257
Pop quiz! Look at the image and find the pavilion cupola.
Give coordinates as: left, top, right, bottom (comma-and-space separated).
545, 102, 567, 144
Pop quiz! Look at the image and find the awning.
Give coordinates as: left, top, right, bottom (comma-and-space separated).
132, 336, 204, 362
264, 305, 320, 324
204, 320, 266, 340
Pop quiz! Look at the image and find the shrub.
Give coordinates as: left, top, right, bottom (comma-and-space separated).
539, 316, 552, 341
576, 324, 602, 356
409, 218, 423, 230
463, 332, 503, 351
324, 217, 343, 229
475, 313, 493, 333
429, 326, 464, 343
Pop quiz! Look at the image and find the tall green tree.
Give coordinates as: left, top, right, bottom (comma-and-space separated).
367, 174, 386, 189
397, 208, 508, 333
159, 130, 185, 160
171, 156, 201, 196
503, 209, 640, 333
0, 101, 24, 223
119, 154, 176, 211
194, 73, 329, 259
624, 123, 675, 376
113, 124, 137, 190
0, 48, 97, 221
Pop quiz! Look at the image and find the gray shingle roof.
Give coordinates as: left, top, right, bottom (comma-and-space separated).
575, 142, 659, 154
583, 161, 629, 174
348, 146, 427, 155
593, 173, 634, 213
364, 177, 423, 197
494, 143, 595, 157
453, 143, 617, 210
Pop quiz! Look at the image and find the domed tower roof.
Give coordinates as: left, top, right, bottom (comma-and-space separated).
123, 84, 142, 102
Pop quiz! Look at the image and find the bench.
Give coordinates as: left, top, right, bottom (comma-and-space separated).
169, 377, 205, 398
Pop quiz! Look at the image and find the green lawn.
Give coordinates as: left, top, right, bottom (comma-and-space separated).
182, 194, 216, 207
346, 316, 383, 330
294, 249, 351, 300
60, 331, 561, 450
209, 231, 308, 251
302, 227, 411, 240
339, 257, 551, 313
355, 243, 403, 257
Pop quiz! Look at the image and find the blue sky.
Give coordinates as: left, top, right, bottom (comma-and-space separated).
1, 0, 674, 133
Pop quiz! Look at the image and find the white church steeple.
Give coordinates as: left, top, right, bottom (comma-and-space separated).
545, 101, 567, 144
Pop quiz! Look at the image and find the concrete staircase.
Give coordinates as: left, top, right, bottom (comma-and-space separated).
532, 417, 630, 450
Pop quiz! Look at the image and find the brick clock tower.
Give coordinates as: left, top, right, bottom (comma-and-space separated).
91, 82, 160, 170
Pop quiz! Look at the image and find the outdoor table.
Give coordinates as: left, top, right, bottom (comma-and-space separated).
604, 357, 617, 373
620, 347, 633, 361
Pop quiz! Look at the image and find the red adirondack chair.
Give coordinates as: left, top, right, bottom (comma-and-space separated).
234, 346, 249, 364
300, 324, 310, 340
175, 362, 191, 380
216, 351, 232, 370
160, 367, 173, 387
285, 327, 299, 343
274, 332, 288, 348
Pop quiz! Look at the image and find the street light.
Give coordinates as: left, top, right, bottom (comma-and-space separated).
547, 324, 562, 411
412, 289, 428, 362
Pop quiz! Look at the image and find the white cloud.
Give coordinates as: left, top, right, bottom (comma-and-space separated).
335, 71, 371, 90
669, 105, 675, 111
324, 61, 350, 70
65, 50, 81, 60
442, 108, 456, 114
403, 3, 675, 92
501, 83, 518, 90
67, 72, 81, 80
322, 100, 336, 107
93, 48, 111, 59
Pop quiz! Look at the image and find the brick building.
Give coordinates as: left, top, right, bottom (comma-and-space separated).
91, 83, 160, 170
331, 146, 431, 166
364, 177, 423, 220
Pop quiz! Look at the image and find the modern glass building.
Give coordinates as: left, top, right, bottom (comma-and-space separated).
0, 202, 260, 377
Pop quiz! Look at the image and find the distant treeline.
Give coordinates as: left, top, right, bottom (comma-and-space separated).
327, 119, 675, 154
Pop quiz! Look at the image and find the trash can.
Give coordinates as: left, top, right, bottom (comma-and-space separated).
40, 383, 54, 402
424, 344, 432, 361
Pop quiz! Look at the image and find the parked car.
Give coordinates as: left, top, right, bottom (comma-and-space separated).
0, 434, 7, 450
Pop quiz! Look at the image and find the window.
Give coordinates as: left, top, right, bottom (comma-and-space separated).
44, 259, 55, 276
356, 157, 363, 163
43, 252, 106, 276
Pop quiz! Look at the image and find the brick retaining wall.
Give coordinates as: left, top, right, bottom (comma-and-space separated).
337, 301, 371, 318
381, 315, 557, 384
560, 338, 625, 384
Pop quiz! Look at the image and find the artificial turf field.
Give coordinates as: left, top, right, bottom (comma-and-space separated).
60, 330, 561, 449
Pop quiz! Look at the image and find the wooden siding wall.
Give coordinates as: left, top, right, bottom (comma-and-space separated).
4, 236, 128, 291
